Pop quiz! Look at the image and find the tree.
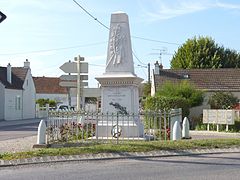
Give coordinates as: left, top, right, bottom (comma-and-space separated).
171, 36, 240, 69
208, 92, 239, 109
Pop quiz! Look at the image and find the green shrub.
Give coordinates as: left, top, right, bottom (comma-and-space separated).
145, 96, 190, 117
36, 98, 56, 107
208, 92, 238, 109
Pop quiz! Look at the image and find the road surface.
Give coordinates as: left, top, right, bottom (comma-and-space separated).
0, 152, 239, 180
0, 122, 38, 141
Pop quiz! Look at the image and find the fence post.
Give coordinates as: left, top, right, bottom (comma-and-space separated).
33, 119, 47, 148
182, 117, 190, 139
170, 108, 182, 140
46, 104, 49, 117
226, 124, 229, 131
172, 121, 181, 140
117, 113, 119, 145
36, 103, 40, 118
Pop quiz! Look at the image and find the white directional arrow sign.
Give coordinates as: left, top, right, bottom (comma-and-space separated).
60, 75, 88, 81
59, 81, 88, 88
60, 62, 88, 73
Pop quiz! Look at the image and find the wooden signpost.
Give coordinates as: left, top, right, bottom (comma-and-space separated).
59, 55, 88, 111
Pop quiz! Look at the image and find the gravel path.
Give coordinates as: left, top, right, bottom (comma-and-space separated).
0, 136, 37, 153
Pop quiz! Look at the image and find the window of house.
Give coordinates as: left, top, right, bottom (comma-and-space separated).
15, 96, 21, 110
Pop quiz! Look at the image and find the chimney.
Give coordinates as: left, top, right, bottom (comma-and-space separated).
154, 61, 160, 75
7, 63, 12, 84
24, 59, 30, 68
159, 63, 163, 69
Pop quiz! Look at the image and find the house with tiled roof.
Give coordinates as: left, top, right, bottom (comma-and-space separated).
152, 61, 240, 118
33, 76, 101, 111
33, 77, 70, 105
0, 60, 36, 120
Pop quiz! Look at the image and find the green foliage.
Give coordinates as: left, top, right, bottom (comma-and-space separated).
156, 81, 204, 107
36, 98, 56, 107
142, 82, 151, 97
145, 81, 203, 117
228, 121, 240, 132
171, 36, 240, 69
208, 92, 238, 109
2, 139, 240, 161
49, 100, 56, 107
145, 96, 190, 117
47, 122, 95, 143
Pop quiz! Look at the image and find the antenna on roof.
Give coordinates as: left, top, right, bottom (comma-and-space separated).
152, 48, 167, 65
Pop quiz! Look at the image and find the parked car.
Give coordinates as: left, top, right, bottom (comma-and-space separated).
56, 104, 75, 111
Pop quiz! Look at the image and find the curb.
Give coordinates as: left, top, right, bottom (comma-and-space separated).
1, 147, 240, 167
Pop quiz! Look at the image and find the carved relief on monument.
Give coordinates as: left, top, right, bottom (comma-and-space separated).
106, 24, 126, 68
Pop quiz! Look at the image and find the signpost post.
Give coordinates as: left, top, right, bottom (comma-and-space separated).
76, 56, 84, 111
59, 55, 88, 111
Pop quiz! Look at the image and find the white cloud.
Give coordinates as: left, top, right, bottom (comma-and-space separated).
141, 0, 240, 22
215, 1, 240, 10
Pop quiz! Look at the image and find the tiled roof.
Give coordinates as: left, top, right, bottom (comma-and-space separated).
155, 68, 240, 91
33, 77, 67, 94
0, 67, 28, 89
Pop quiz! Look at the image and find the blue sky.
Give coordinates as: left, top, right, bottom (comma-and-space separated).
1, 0, 240, 87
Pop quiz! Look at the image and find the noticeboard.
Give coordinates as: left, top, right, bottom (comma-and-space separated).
203, 109, 235, 125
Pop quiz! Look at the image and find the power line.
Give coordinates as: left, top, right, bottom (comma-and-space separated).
0, 41, 107, 56
1, 1, 181, 58
132, 47, 147, 66
73, 0, 109, 30
89, 63, 105, 67
72, 0, 181, 73
132, 36, 181, 46
73, 0, 148, 67
73, 0, 181, 46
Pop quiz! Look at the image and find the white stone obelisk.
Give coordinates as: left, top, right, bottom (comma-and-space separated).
95, 12, 143, 138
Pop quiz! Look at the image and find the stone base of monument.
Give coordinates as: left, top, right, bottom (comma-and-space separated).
96, 121, 144, 138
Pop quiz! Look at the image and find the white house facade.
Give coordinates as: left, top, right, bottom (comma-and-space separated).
0, 60, 36, 120
33, 77, 69, 105
0, 82, 4, 120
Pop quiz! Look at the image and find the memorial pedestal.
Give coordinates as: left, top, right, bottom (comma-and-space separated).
95, 12, 144, 138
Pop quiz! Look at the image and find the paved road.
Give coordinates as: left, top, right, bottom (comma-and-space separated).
0, 152, 239, 180
0, 122, 38, 141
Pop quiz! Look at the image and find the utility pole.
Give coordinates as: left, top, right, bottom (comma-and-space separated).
147, 63, 150, 83
75, 55, 84, 111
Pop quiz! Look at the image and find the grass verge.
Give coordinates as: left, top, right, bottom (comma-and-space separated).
1, 138, 240, 161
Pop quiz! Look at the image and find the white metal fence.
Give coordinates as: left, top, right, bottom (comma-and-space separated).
36, 104, 49, 118
46, 109, 182, 145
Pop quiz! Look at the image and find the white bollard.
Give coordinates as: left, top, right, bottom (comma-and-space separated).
172, 121, 181, 140
182, 117, 190, 139
37, 120, 46, 144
